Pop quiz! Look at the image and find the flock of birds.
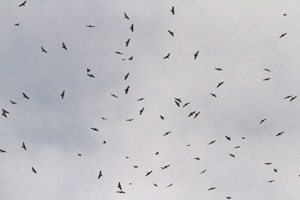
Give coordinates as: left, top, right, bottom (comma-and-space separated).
1, 1, 299, 200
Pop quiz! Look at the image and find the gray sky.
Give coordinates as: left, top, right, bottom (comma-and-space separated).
1, 0, 300, 199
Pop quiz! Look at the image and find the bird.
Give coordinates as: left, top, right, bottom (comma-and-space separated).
32, 167, 37, 174
87, 74, 95, 78
139, 107, 144, 115
124, 73, 129, 80
91, 127, 99, 131
234, 146, 241, 149
188, 111, 196, 117
111, 94, 118, 98
124, 13, 129, 20
163, 53, 170, 59
146, 170, 153, 176
290, 96, 297, 102
101, 117, 108, 120
0, 149, 6, 153
23, 92, 29, 99
170, 6, 175, 15
166, 183, 174, 187
200, 169, 207, 174
9, 100, 17, 104
19, 1, 26, 7
115, 51, 123, 55
215, 68, 223, 71
14, 23, 20, 26
175, 101, 180, 107
175, 98, 182, 102
208, 140, 216, 145
117, 182, 122, 190
2, 109, 9, 118
125, 39, 130, 47
128, 56, 133, 60
229, 153, 235, 158
217, 82, 224, 88
283, 13, 287, 16
117, 191, 125, 194
259, 118, 266, 124
87, 68, 91, 73
208, 187, 217, 191
268, 180, 275, 183
62, 42, 67, 50
77, 154, 82, 156
160, 115, 164, 120
284, 95, 292, 99
96, 171, 103, 179
41, 47, 47, 53
182, 102, 190, 108
275, 131, 284, 136
264, 68, 271, 72
21, 142, 26, 150
210, 93, 217, 98
153, 183, 158, 187
226, 197, 232, 199
279, 33, 287, 38
274, 169, 278, 173
130, 24, 134, 32
137, 98, 145, 101
225, 136, 231, 141
263, 78, 271, 81
125, 86, 130, 94
195, 112, 201, 118
126, 119, 134, 121
86, 25, 95, 28
194, 51, 199, 59
163, 131, 171, 136
155, 152, 159, 155
161, 165, 170, 169
133, 166, 138, 168
194, 157, 200, 160
61, 90, 65, 99
168, 30, 174, 37
264, 162, 272, 165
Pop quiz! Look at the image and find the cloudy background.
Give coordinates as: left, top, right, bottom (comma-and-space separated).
1, 0, 300, 199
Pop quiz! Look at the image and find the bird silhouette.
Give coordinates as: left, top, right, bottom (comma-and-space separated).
125, 86, 130, 94
111, 94, 118, 98
160, 115, 164, 120
98, 171, 103, 179
22, 142, 26, 150
0, 149, 6, 153
126, 119, 134, 121
86, 25, 95, 28
208, 187, 217, 191
279, 33, 287, 38
124, 13, 129, 20
125, 39, 130, 47
194, 112, 200, 118
268, 180, 275, 183
161, 165, 170, 169
194, 157, 200, 160
163, 131, 171, 136
117, 182, 122, 190
234, 146, 241, 149
175, 98, 182, 102
153, 183, 158, 187
210, 93, 217, 98
275, 131, 284, 136
145, 170, 153, 176
182, 102, 190, 108
225, 136, 231, 141
290, 96, 297, 102
200, 169, 207, 174
117, 191, 125, 194
170, 6, 175, 15
208, 140, 216, 145
61, 90, 65, 99
128, 56, 133, 60
274, 169, 278, 173
263, 78, 271, 81
217, 82, 224, 88
14, 23, 20, 26
168, 30, 174, 37
115, 51, 123, 55
259, 118, 266, 124
9, 100, 17, 104
137, 98, 145, 101
19, 1, 26, 7
194, 51, 199, 59
163, 53, 170, 59
166, 183, 174, 187
23, 93, 29, 99
139, 107, 144, 115
284, 95, 292, 99
175, 101, 180, 107
215, 68, 223, 71
87, 74, 95, 78
264, 68, 271, 72
124, 73, 129, 80
264, 162, 272, 165
41, 47, 47, 53
91, 127, 99, 131
188, 111, 195, 117
130, 24, 134, 32
229, 153, 235, 158
32, 167, 37, 174
62, 42, 67, 50
2, 109, 9, 118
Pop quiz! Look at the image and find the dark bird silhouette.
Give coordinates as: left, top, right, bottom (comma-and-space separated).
166, 183, 174, 187
208, 140, 216, 145
155, 152, 159, 155
225, 136, 231, 141
175, 98, 182, 102
77, 154, 82, 156
117, 191, 125, 194
126, 119, 134, 121
259, 118, 266, 124
194, 51, 199, 59
32, 167, 37, 174
124, 13, 129, 20
268, 180, 275, 183
276, 131, 284, 136
117, 182, 122, 190
163, 131, 171, 136
125, 39, 130, 47
98, 171, 103, 179
264, 68, 271, 72
263, 78, 271, 81
125, 86, 130, 94
182, 102, 190, 108
194, 112, 200, 118
283, 13, 287, 16
215, 68, 223, 71
22, 142, 26, 150
170, 6, 175, 15
194, 157, 200, 160
163, 53, 170, 59
290, 96, 297, 102
128, 56, 133, 60
161, 165, 170, 169
175, 101, 180, 107
274, 169, 278, 173
14, 23, 20, 26
61, 90, 65, 99
200, 169, 207, 174
279, 33, 287, 38
0, 149, 6, 153
86, 25, 95, 28
91, 127, 99, 131
41, 47, 47, 53
234, 146, 241, 149
284, 95, 292, 99
101, 117, 108, 120
19, 1, 26, 7
9, 100, 17, 104
111, 94, 118, 98
139, 107, 144, 115
130, 24, 134, 32
160, 115, 164, 120
229, 153, 235, 158
23, 92, 29, 99
115, 51, 123, 55
146, 170, 153, 176
2, 109, 9, 118
124, 73, 129, 80
62, 42, 67, 50
217, 82, 224, 88
208, 187, 217, 191
188, 111, 196, 117
87, 68, 91, 73
87, 74, 95, 78
168, 30, 174, 37
264, 162, 272, 165
133, 166, 138, 168
103, 141, 106, 144
153, 183, 158, 187
226, 197, 232, 199
137, 98, 145, 101
210, 93, 217, 98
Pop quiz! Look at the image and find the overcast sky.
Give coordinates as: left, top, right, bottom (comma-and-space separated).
1, 0, 300, 199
